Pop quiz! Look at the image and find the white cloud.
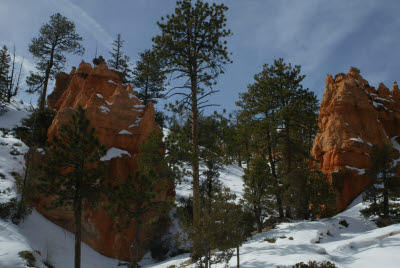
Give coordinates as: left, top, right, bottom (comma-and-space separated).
45, 0, 114, 50
249, 0, 379, 73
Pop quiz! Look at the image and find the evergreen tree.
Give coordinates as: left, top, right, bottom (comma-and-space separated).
0, 45, 11, 107
38, 106, 106, 268
242, 155, 276, 233
104, 131, 174, 268
133, 49, 166, 105
108, 33, 132, 83
26, 13, 84, 110
361, 143, 400, 219
153, 0, 232, 230
187, 188, 247, 268
237, 58, 319, 219
14, 107, 56, 148
307, 169, 337, 219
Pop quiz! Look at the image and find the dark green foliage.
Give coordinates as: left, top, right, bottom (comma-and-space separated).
291, 260, 338, 268
284, 166, 336, 220
361, 143, 400, 219
13, 107, 55, 148
187, 189, 248, 267
153, 0, 232, 228
307, 170, 337, 219
108, 34, 132, 84
26, 13, 84, 109
264, 237, 276, 243
133, 49, 166, 105
18, 250, 36, 267
150, 238, 170, 261
242, 155, 276, 233
0, 45, 11, 107
104, 131, 174, 268
0, 198, 32, 225
38, 105, 106, 268
236, 58, 320, 220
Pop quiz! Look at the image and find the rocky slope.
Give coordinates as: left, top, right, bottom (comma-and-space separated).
35, 61, 173, 261
312, 67, 400, 211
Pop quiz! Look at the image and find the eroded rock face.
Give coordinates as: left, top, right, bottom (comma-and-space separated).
36, 61, 172, 260
312, 67, 400, 211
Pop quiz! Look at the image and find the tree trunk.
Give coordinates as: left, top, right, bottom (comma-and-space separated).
266, 127, 284, 218
256, 208, 262, 233
128, 241, 135, 268
383, 176, 389, 218
74, 197, 82, 268
237, 152, 242, 167
276, 195, 284, 219
128, 220, 141, 268
39, 48, 55, 110
134, 222, 140, 268
191, 79, 200, 225
7, 45, 15, 103
237, 246, 240, 268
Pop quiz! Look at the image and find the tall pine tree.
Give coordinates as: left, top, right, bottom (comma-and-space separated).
38, 106, 106, 268
27, 13, 84, 110
133, 49, 166, 105
237, 58, 319, 219
108, 33, 132, 84
152, 0, 232, 231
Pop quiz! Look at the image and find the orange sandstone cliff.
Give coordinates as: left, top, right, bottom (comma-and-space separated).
36, 61, 173, 260
312, 67, 400, 211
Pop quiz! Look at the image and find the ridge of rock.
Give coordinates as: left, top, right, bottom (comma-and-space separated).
36, 61, 173, 261
312, 67, 400, 211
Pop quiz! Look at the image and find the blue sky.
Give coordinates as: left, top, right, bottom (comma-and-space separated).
1, 0, 400, 113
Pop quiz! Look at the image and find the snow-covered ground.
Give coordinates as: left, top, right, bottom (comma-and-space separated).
149, 195, 400, 268
1, 99, 400, 267
0, 100, 119, 268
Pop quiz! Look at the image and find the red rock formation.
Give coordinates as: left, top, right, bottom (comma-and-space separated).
36, 61, 173, 260
312, 67, 400, 211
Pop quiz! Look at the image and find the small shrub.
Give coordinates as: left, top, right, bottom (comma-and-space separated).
339, 219, 349, 227
289, 237, 294, 240
18, 250, 36, 267
292, 260, 338, 268
10, 147, 21, 156
376, 218, 396, 228
264, 237, 276, 243
0, 198, 32, 224
326, 231, 332, 237
167, 265, 177, 268
279, 235, 287, 239
13, 142, 22, 147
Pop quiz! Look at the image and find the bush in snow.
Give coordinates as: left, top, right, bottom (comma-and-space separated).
18, 250, 36, 267
291, 260, 337, 268
264, 237, 276, 243
339, 219, 349, 228
0, 197, 32, 224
